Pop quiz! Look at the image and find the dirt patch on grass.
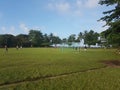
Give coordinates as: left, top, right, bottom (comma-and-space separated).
102, 60, 120, 67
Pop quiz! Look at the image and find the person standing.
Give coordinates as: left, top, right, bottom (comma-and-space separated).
84, 46, 87, 51
5, 45, 8, 52
16, 45, 19, 50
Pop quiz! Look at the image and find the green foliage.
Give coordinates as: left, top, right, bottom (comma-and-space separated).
29, 30, 44, 47
77, 32, 83, 42
16, 34, 30, 47
99, 0, 120, 19
84, 30, 99, 46
99, 0, 120, 47
0, 34, 16, 47
68, 34, 76, 42
0, 29, 101, 47
51, 36, 61, 44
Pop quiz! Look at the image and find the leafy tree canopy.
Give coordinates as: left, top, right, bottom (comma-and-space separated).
99, 0, 120, 47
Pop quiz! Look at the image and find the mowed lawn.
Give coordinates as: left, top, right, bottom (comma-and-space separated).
0, 48, 120, 90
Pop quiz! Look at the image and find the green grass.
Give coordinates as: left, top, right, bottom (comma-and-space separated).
0, 48, 120, 90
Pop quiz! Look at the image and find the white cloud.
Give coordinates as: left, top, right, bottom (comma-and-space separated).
47, 0, 100, 16
74, 10, 82, 16
19, 23, 29, 34
9, 26, 15, 34
76, 0, 82, 8
47, 3, 54, 9
10, 26, 15, 31
1, 26, 16, 35
1, 26, 6, 32
19, 23, 47, 34
56, 2, 70, 13
85, 0, 99, 8
48, 2, 70, 14
39, 26, 46, 31
53, 32, 58, 36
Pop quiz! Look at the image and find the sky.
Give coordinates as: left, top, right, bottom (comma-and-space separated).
0, 0, 113, 39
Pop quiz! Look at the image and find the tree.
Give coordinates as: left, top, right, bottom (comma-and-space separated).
68, 34, 76, 42
99, 0, 120, 47
84, 30, 99, 47
62, 38, 67, 43
49, 33, 61, 45
76, 32, 83, 42
42, 33, 50, 47
16, 34, 30, 47
49, 33, 54, 45
68, 34, 76, 46
0, 34, 16, 47
29, 30, 43, 47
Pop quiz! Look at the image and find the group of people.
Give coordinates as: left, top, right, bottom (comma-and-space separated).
4, 45, 22, 52
73, 46, 87, 52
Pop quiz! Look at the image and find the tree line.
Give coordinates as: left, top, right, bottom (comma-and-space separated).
0, 30, 101, 48
0, 30, 61, 47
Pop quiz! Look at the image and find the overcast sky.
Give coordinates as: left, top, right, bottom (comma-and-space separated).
0, 0, 113, 38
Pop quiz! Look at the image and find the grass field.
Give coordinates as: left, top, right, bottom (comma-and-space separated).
0, 48, 120, 90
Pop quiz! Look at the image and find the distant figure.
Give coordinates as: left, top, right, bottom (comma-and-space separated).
20, 46, 22, 49
84, 46, 87, 51
73, 46, 75, 50
78, 47, 80, 52
5, 45, 8, 52
16, 45, 19, 50
75, 47, 77, 50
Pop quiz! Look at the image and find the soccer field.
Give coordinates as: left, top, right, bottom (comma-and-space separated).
0, 48, 120, 90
